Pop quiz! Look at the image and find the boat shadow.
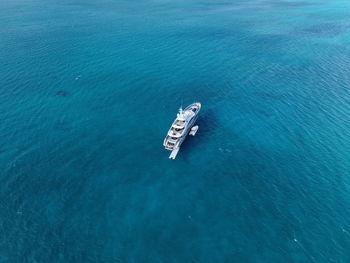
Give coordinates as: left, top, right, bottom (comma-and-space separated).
179, 109, 218, 157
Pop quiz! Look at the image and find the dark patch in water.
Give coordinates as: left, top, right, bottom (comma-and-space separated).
17, 145, 30, 152
243, 34, 292, 55
250, 34, 291, 45
253, 91, 281, 100
256, 109, 272, 117
55, 90, 70, 97
299, 23, 350, 37
53, 121, 70, 132
263, 0, 323, 7
194, 1, 322, 13
173, 27, 246, 41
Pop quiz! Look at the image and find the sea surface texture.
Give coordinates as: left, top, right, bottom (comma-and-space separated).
1, 0, 350, 262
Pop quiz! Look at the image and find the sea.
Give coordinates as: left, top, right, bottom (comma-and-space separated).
1, 0, 350, 262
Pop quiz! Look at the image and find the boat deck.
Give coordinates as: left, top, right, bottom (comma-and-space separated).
169, 148, 180, 159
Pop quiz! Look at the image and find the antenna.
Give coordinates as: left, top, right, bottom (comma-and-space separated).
178, 97, 184, 116
179, 106, 183, 115
178, 97, 183, 114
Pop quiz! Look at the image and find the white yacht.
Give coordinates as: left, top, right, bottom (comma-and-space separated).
163, 102, 201, 159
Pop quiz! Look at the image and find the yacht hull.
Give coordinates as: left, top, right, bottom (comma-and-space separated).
163, 102, 201, 158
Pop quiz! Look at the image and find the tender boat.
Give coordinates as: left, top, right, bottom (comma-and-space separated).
163, 102, 201, 159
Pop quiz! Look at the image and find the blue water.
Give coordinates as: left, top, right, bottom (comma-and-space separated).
1, 0, 350, 262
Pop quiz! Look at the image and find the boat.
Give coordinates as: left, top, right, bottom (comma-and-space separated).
163, 102, 201, 159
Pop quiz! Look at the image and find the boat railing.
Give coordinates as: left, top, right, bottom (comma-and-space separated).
172, 123, 185, 129
167, 138, 178, 144
168, 131, 182, 137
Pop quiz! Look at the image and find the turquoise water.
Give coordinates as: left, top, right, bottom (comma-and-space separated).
1, 0, 350, 262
